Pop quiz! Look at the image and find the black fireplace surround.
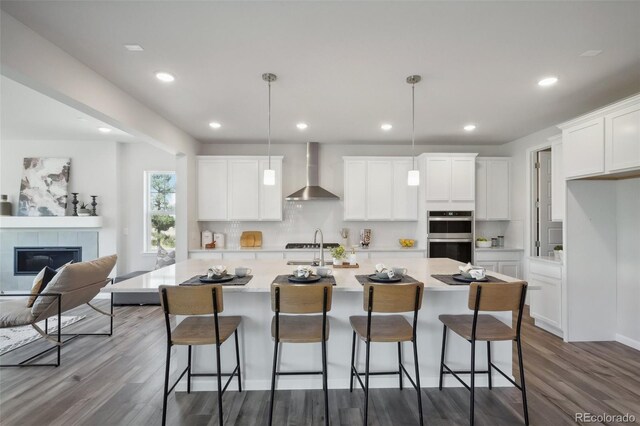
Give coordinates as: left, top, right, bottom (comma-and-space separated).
14, 247, 82, 276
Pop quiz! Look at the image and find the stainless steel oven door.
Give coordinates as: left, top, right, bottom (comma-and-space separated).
427, 217, 473, 239
427, 238, 473, 264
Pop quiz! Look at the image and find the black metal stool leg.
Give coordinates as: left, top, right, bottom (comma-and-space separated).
398, 342, 403, 390
487, 341, 492, 390
322, 338, 329, 426
363, 340, 371, 426
187, 345, 192, 394
413, 339, 424, 425
162, 344, 171, 426
234, 330, 242, 392
470, 339, 476, 426
216, 344, 223, 426
517, 337, 529, 425
350, 331, 356, 392
268, 340, 279, 426
438, 325, 447, 390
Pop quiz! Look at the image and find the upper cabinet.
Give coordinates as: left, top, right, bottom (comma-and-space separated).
197, 156, 283, 221
421, 153, 478, 210
476, 157, 510, 220
550, 135, 565, 222
559, 94, 640, 180
343, 157, 418, 221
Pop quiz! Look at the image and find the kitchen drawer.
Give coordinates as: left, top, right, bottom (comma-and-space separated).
189, 252, 224, 260
529, 260, 562, 280
474, 250, 523, 262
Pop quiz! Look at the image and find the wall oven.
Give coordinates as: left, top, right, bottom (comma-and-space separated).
427, 211, 474, 264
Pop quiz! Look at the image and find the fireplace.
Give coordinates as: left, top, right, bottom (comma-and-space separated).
14, 247, 82, 276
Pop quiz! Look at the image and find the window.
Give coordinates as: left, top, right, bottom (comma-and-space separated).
144, 171, 176, 252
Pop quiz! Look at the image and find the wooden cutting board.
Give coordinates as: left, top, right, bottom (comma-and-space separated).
240, 231, 263, 247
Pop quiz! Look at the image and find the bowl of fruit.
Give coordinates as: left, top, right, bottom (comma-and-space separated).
399, 239, 416, 248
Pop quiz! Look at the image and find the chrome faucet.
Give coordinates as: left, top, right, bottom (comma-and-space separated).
313, 228, 325, 266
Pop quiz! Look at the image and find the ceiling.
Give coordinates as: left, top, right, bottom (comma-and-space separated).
0, 76, 135, 142
2, 1, 640, 145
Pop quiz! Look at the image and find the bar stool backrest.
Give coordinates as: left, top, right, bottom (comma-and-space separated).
467, 282, 527, 312
271, 283, 333, 314
159, 284, 224, 315
362, 282, 424, 313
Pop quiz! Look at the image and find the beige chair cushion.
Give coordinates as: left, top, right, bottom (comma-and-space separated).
0, 299, 36, 328
31, 254, 117, 318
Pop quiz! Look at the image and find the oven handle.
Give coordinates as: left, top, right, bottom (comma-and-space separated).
427, 217, 473, 221
428, 238, 473, 243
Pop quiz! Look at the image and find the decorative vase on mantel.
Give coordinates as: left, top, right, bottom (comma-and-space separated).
0, 195, 12, 216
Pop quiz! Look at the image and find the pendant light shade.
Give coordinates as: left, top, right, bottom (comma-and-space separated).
262, 73, 277, 186
406, 75, 421, 186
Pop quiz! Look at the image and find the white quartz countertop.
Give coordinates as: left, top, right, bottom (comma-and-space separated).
105, 258, 523, 294
188, 246, 425, 253
474, 247, 524, 252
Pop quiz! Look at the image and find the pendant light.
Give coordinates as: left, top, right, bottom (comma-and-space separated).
406, 75, 421, 186
262, 73, 277, 185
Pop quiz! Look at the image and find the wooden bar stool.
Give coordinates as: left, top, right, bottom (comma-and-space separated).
159, 284, 242, 426
268, 283, 333, 426
349, 282, 425, 426
438, 281, 529, 426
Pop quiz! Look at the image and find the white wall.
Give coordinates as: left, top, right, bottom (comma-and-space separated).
197, 143, 503, 249
117, 142, 176, 273
615, 178, 640, 348
0, 139, 119, 271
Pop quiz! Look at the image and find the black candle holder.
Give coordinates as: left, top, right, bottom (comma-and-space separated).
71, 193, 79, 216
90, 195, 98, 216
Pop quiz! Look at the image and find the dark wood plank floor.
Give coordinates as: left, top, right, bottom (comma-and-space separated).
1, 302, 639, 425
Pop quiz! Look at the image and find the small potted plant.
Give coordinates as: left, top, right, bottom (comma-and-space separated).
554, 245, 563, 262
78, 202, 91, 216
476, 237, 491, 248
330, 245, 346, 266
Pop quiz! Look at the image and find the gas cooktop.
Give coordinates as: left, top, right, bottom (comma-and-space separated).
285, 243, 341, 249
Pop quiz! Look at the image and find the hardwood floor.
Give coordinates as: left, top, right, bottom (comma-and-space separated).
1, 302, 639, 425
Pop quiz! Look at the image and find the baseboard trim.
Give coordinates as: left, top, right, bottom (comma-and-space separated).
615, 334, 640, 351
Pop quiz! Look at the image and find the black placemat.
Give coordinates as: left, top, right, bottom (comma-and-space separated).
431, 274, 506, 286
273, 275, 336, 286
355, 275, 419, 285
180, 275, 253, 286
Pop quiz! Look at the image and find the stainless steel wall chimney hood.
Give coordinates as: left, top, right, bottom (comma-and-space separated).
285, 142, 340, 201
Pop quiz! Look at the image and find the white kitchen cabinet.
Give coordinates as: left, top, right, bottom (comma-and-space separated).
344, 159, 367, 220
421, 154, 478, 210
475, 158, 510, 220
474, 249, 523, 279
366, 160, 393, 220
196, 156, 283, 221
228, 159, 260, 220
343, 157, 418, 221
197, 158, 227, 221
562, 117, 604, 179
529, 258, 563, 337
550, 135, 565, 222
392, 160, 419, 220
425, 157, 451, 201
259, 159, 283, 221
605, 102, 640, 173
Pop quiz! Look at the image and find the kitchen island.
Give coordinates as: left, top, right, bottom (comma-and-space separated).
105, 258, 522, 391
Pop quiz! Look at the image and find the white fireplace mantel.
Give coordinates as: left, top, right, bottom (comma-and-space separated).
0, 216, 103, 229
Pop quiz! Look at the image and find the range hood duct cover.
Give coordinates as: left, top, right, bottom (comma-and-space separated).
285, 142, 340, 201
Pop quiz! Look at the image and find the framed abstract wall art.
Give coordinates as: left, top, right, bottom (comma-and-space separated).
18, 158, 71, 216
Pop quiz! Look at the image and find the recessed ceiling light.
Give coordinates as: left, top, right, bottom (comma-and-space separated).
464, 124, 476, 132
209, 122, 222, 129
580, 50, 602, 57
296, 123, 308, 130
381, 123, 392, 131
155, 72, 175, 83
124, 44, 144, 51
538, 76, 558, 87
97, 127, 112, 134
